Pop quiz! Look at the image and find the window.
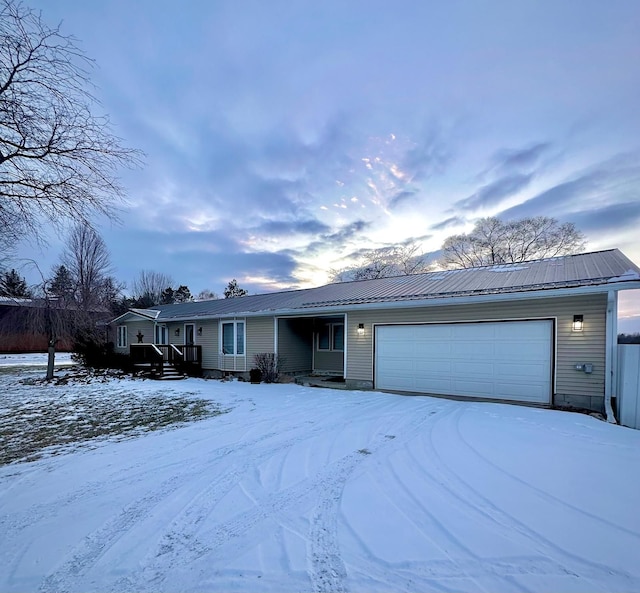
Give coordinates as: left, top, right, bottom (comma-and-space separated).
117, 325, 127, 348
155, 324, 168, 345
318, 323, 344, 351
332, 323, 344, 350
318, 324, 330, 350
222, 320, 245, 355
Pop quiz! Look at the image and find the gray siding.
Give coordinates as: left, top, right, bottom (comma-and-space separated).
314, 350, 344, 373
346, 294, 607, 400
278, 318, 313, 373
246, 317, 275, 369
199, 320, 219, 370
113, 320, 154, 354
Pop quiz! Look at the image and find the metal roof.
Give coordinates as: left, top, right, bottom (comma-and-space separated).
134, 249, 640, 322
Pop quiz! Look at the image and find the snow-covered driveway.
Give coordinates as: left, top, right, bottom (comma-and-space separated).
1, 371, 640, 592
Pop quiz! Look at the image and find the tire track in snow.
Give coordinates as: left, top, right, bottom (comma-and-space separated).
408, 406, 637, 590
330, 403, 619, 592
341, 404, 512, 593
128, 400, 444, 593
37, 396, 403, 593
112, 400, 405, 592
36, 421, 331, 593
455, 408, 640, 540
305, 403, 447, 593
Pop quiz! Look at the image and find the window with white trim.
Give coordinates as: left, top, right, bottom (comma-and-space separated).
155, 324, 168, 345
222, 321, 245, 355
117, 325, 127, 348
318, 323, 344, 351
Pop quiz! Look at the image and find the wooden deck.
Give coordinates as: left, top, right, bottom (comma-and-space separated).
130, 344, 202, 378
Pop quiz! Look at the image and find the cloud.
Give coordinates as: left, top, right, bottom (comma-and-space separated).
103, 226, 301, 294
298, 220, 372, 258
400, 127, 451, 183
322, 220, 370, 245
455, 173, 534, 211
430, 216, 465, 231
249, 218, 331, 237
388, 190, 418, 209
492, 142, 551, 173
499, 151, 640, 221
567, 201, 640, 233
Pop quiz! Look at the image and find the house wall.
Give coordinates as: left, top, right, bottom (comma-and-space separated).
314, 350, 344, 374
345, 293, 607, 409
113, 320, 154, 354
246, 316, 275, 369
277, 318, 313, 373
197, 320, 219, 370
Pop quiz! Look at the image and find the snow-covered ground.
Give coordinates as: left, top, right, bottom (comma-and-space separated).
1, 361, 640, 592
0, 352, 75, 367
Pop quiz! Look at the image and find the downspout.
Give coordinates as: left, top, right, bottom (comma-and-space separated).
604, 289, 618, 424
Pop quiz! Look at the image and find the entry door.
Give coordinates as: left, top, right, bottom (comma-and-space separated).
184, 324, 195, 345
375, 320, 553, 404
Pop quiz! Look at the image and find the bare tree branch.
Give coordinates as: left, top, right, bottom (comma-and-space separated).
130, 270, 174, 307
0, 0, 142, 246
330, 240, 432, 282
440, 216, 587, 268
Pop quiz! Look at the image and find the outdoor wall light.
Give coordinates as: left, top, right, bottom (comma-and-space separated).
572, 315, 584, 332
357, 323, 365, 335
175, 328, 180, 336
197, 327, 203, 336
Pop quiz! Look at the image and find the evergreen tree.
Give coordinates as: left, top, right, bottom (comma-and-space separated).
48, 265, 75, 301
174, 285, 193, 303
224, 279, 248, 298
160, 287, 175, 304
0, 268, 30, 298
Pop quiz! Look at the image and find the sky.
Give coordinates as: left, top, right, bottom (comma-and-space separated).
10, 0, 640, 329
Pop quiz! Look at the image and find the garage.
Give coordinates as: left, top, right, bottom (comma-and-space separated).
374, 320, 553, 404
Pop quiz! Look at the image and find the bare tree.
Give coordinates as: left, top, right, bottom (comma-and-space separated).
62, 224, 112, 310
0, 0, 140, 246
131, 270, 174, 307
331, 241, 431, 282
441, 216, 586, 269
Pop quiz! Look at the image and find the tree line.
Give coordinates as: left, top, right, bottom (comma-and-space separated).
0, 226, 249, 311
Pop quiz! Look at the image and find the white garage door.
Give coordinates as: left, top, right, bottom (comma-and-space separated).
375, 320, 553, 404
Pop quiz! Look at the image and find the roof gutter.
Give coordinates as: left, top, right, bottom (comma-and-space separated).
152, 280, 640, 322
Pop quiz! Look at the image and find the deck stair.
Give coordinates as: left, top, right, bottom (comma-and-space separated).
156, 362, 186, 380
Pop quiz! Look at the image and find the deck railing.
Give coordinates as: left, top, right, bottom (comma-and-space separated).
130, 344, 202, 376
